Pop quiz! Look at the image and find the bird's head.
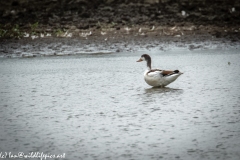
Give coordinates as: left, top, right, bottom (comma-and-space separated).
136, 54, 151, 62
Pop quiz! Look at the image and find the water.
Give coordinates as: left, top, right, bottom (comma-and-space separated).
0, 48, 240, 160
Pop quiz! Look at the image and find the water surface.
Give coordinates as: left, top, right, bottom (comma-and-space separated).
0, 48, 240, 160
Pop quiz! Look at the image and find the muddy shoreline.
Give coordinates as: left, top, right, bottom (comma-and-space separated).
1, 26, 240, 58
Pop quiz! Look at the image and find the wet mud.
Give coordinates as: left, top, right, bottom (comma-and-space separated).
1, 29, 240, 58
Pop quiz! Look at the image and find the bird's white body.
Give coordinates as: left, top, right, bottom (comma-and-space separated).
144, 69, 182, 87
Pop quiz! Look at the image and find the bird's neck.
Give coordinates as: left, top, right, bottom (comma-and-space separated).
146, 59, 151, 70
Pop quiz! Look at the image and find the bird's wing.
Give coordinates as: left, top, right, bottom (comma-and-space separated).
161, 70, 180, 76
147, 69, 180, 77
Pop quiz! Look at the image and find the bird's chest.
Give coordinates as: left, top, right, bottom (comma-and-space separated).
144, 71, 163, 86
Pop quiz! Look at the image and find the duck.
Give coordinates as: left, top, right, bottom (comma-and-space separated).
137, 54, 183, 87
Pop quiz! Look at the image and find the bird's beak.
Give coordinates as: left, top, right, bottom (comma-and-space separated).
136, 58, 143, 62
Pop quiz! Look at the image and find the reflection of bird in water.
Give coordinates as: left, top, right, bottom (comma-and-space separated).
137, 54, 183, 87
144, 87, 183, 94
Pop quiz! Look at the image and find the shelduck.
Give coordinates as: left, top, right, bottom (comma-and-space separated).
137, 54, 183, 87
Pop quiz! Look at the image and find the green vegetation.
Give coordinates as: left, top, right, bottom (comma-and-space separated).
30, 22, 39, 35
0, 24, 23, 39
54, 29, 64, 36
11, 24, 23, 39
0, 22, 40, 39
0, 28, 7, 38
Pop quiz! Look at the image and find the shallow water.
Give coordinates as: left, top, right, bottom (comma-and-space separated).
0, 48, 240, 160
